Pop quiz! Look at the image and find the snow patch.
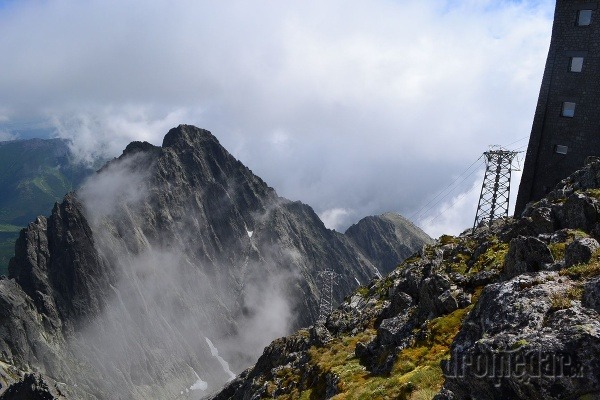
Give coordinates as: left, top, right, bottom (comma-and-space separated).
247, 230, 253, 238
189, 369, 208, 391
205, 337, 236, 381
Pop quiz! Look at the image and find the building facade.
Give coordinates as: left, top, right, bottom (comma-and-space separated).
515, 0, 600, 215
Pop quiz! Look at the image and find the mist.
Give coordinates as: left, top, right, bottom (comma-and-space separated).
64, 150, 297, 398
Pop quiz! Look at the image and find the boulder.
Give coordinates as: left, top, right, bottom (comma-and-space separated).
528, 206, 555, 234
565, 237, 600, 267
503, 236, 554, 278
418, 273, 459, 317
583, 277, 600, 313
560, 193, 600, 232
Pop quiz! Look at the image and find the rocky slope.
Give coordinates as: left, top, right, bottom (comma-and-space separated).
211, 160, 600, 400
346, 212, 433, 275
0, 125, 430, 399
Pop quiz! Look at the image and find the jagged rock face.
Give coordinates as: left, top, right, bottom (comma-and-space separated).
345, 212, 432, 275
0, 125, 428, 399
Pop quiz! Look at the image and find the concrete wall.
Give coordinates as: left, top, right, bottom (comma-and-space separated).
515, 0, 600, 215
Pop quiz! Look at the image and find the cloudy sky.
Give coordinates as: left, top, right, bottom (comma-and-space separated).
0, 0, 555, 237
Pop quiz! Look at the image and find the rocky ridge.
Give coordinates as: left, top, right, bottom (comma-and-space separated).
0, 125, 430, 399
211, 160, 600, 399
345, 212, 433, 275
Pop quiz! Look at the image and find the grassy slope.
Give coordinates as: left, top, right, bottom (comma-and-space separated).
255, 231, 501, 400
253, 216, 600, 400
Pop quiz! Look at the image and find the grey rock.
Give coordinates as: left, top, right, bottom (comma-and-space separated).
528, 206, 555, 234
503, 236, 554, 278
565, 237, 600, 267
467, 269, 500, 288
583, 277, 600, 313
418, 273, 459, 317
433, 388, 456, 400
560, 192, 600, 232
443, 273, 600, 399
309, 324, 333, 346
379, 290, 413, 320
0, 374, 62, 400
546, 160, 600, 199
345, 212, 432, 275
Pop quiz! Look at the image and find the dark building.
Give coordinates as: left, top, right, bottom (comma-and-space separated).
515, 0, 600, 215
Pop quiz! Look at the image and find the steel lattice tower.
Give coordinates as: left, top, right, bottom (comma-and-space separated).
317, 270, 340, 324
473, 148, 518, 230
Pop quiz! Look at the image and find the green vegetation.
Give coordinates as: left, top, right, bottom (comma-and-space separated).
560, 249, 600, 279
548, 229, 589, 261
0, 232, 17, 275
438, 235, 458, 246
511, 339, 529, 349
584, 188, 600, 199
444, 236, 507, 275
0, 224, 22, 233
290, 301, 478, 400
549, 285, 585, 311
469, 238, 509, 274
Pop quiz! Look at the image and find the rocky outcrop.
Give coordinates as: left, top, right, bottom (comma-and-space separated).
345, 212, 432, 274
503, 235, 553, 277
442, 272, 600, 399
211, 235, 482, 399
565, 237, 600, 267
0, 374, 63, 400
9, 195, 113, 334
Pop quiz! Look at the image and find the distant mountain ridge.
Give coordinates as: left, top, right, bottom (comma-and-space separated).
346, 212, 433, 275
0, 125, 431, 399
0, 138, 96, 274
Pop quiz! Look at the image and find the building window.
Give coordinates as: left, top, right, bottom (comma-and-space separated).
562, 102, 576, 117
555, 145, 568, 155
577, 10, 593, 26
570, 56, 584, 72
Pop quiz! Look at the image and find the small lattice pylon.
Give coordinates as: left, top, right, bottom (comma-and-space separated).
317, 270, 340, 324
473, 147, 519, 231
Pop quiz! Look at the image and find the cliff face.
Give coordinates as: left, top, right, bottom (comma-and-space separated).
212, 161, 600, 400
0, 125, 430, 399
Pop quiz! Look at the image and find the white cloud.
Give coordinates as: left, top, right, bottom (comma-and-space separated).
419, 171, 485, 239
0, 0, 555, 235
419, 158, 525, 239
0, 131, 16, 141
51, 105, 202, 164
319, 208, 353, 231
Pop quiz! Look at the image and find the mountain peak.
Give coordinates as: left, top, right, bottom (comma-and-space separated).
122, 140, 160, 157
161, 124, 220, 149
